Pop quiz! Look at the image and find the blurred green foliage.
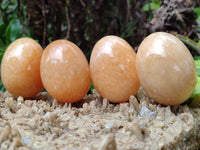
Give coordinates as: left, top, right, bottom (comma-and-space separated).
89, 82, 94, 94
142, 0, 160, 12
194, 56, 200, 76
194, 7, 200, 46
189, 56, 200, 107
194, 7, 200, 23
142, 0, 160, 21
0, 0, 32, 63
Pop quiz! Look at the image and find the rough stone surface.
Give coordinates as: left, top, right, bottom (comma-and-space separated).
0, 89, 199, 150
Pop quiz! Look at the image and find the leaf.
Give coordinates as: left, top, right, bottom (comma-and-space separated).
0, 48, 5, 63
142, 1, 160, 12
150, 2, 160, 10
191, 76, 200, 98
196, 68, 200, 77
0, 39, 6, 63
90, 82, 94, 93
0, 80, 6, 92
5, 19, 21, 44
191, 57, 200, 97
194, 57, 200, 76
189, 96, 200, 107
176, 34, 200, 54
188, 78, 200, 107
194, 56, 200, 60
152, 0, 160, 3
194, 7, 200, 22
120, 21, 137, 39
188, 58, 200, 107
0, 18, 3, 24
142, 4, 150, 12
1, 1, 9, 10
0, 23, 6, 40
0, 39, 4, 48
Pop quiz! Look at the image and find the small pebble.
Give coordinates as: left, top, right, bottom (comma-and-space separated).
0, 124, 11, 144
24, 100, 33, 107
17, 96, 24, 103
52, 99, 60, 108
129, 95, 139, 113
102, 98, 108, 110
83, 103, 88, 114
99, 133, 116, 150
21, 137, 31, 144
5, 97, 18, 113
140, 105, 157, 118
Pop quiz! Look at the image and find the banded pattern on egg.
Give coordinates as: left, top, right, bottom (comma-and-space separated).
90, 36, 140, 103
136, 32, 197, 105
40, 40, 90, 103
1, 38, 43, 98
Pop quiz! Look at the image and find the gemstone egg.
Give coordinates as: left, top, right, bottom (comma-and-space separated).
40, 39, 90, 103
90, 36, 140, 103
1, 37, 43, 98
136, 32, 197, 105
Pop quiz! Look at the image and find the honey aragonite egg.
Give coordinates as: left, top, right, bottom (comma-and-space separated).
40, 39, 90, 103
1, 37, 43, 98
136, 32, 197, 106
90, 36, 140, 103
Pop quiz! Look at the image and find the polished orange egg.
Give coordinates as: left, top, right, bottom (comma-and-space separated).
136, 32, 197, 105
90, 36, 140, 103
40, 39, 90, 103
1, 37, 43, 98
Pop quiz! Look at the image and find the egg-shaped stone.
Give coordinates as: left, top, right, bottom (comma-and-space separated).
90, 36, 140, 103
1, 38, 43, 98
136, 32, 197, 105
40, 39, 90, 103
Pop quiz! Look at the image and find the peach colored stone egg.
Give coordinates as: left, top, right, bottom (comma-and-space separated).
1, 38, 43, 98
90, 36, 140, 103
136, 32, 197, 106
40, 40, 90, 103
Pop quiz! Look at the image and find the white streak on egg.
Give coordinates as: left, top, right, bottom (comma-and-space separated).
173, 65, 181, 72
27, 65, 31, 71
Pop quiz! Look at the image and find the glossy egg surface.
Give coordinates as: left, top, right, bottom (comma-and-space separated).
40, 40, 90, 103
90, 36, 140, 103
136, 32, 197, 105
1, 38, 43, 98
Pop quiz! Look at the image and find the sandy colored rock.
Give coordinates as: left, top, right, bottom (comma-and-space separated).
0, 89, 199, 150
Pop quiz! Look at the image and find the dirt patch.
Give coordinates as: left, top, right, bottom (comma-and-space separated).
0, 89, 199, 150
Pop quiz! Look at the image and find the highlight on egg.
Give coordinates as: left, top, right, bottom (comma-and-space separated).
90, 35, 140, 103
1, 37, 44, 98
40, 39, 91, 103
136, 32, 197, 106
